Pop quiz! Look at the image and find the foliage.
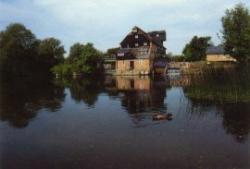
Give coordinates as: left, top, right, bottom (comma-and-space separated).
52, 43, 103, 76
0, 23, 39, 77
77, 43, 102, 73
184, 65, 250, 103
67, 43, 84, 63
38, 38, 65, 73
165, 52, 173, 58
221, 3, 250, 63
0, 23, 65, 78
169, 55, 186, 62
182, 36, 212, 61
51, 63, 72, 76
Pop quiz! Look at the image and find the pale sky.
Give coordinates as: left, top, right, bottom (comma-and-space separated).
0, 0, 249, 54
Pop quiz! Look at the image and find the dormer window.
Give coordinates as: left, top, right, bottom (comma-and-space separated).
132, 27, 138, 33
135, 35, 138, 39
135, 43, 139, 47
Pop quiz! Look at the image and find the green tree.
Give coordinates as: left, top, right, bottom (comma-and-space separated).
182, 36, 212, 61
0, 23, 39, 77
0, 23, 66, 78
52, 43, 103, 76
76, 43, 102, 74
38, 38, 65, 73
67, 43, 84, 63
221, 3, 250, 63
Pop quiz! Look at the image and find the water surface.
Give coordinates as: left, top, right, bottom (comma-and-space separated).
0, 75, 249, 169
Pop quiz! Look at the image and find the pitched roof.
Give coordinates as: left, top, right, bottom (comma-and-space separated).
120, 26, 166, 48
148, 30, 166, 41
206, 45, 225, 54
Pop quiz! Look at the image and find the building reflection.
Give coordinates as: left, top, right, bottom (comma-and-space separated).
2, 72, 249, 141
104, 76, 170, 126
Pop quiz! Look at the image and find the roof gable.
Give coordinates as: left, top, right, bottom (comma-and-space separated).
120, 26, 165, 48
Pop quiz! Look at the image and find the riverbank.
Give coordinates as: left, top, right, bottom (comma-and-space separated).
176, 61, 236, 75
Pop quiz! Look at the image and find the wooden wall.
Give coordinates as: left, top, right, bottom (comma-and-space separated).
206, 54, 236, 62
116, 76, 151, 90
116, 59, 150, 75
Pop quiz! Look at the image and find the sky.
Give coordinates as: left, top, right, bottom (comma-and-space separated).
0, 0, 249, 54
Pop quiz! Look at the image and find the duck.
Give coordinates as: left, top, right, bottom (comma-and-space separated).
152, 112, 173, 121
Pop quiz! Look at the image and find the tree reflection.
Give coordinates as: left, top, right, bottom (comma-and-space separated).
182, 69, 250, 143
56, 77, 104, 107
0, 77, 65, 128
221, 103, 250, 143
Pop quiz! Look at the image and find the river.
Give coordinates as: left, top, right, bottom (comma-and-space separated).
0, 73, 249, 169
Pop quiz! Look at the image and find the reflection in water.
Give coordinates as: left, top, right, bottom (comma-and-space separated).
182, 68, 250, 143
0, 78, 65, 128
0, 73, 250, 169
112, 76, 168, 112
221, 103, 250, 142
1, 74, 250, 140
104, 76, 170, 126
54, 77, 104, 107
186, 96, 250, 143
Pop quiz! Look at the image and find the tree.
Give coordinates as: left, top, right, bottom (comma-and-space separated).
170, 55, 186, 62
182, 36, 212, 61
51, 42, 103, 76
67, 43, 84, 63
0, 23, 39, 77
38, 38, 65, 73
0, 23, 66, 78
76, 43, 102, 74
221, 3, 250, 63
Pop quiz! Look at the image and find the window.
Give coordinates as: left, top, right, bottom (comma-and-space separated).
130, 79, 134, 88
135, 34, 138, 39
135, 43, 139, 47
156, 34, 159, 37
143, 42, 147, 46
130, 61, 134, 70
127, 44, 130, 48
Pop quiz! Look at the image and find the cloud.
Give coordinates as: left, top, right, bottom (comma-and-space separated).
0, 0, 249, 54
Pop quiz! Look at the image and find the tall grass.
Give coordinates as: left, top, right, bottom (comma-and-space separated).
184, 63, 250, 103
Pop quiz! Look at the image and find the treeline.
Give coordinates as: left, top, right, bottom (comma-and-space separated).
175, 3, 250, 63
1, 3, 249, 79
0, 23, 65, 78
51, 42, 103, 76
0, 23, 103, 79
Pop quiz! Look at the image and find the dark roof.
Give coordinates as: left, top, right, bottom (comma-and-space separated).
148, 30, 166, 41
206, 45, 225, 54
154, 60, 167, 68
117, 48, 134, 59
120, 26, 166, 49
